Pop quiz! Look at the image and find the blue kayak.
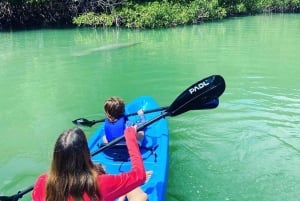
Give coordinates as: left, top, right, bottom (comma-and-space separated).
88, 96, 169, 201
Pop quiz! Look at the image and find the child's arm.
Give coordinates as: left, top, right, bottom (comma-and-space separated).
137, 109, 146, 123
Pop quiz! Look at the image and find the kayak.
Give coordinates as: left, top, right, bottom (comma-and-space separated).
88, 96, 169, 201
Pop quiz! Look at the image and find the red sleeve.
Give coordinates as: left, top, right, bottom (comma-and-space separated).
32, 174, 47, 201
98, 127, 146, 201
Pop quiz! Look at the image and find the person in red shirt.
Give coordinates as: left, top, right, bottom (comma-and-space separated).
32, 126, 146, 201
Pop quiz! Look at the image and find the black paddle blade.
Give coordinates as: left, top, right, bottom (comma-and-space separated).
72, 118, 96, 127
0, 195, 19, 201
192, 98, 219, 110
0, 196, 9, 201
167, 75, 225, 116
0, 196, 11, 201
0, 186, 33, 201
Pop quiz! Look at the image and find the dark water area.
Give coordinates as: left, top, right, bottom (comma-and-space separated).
0, 14, 300, 201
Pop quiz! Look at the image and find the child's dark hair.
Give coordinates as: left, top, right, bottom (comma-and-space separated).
104, 97, 125, 120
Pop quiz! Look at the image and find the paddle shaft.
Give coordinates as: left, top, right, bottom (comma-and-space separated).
92, 106, 168, 124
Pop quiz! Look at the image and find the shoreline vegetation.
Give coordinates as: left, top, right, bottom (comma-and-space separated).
0, 0, 299, 31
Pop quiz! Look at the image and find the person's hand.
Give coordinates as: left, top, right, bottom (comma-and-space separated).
137, 109, 144, 115
137, 109, 146, 124
124, 126, 138, 144
125, 126, 137, 138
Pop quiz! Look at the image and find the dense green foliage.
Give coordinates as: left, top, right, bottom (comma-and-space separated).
73, 0, 226, 28
1, 0, 299, 30
72, 0, 300, 28
218, 0, 300, 14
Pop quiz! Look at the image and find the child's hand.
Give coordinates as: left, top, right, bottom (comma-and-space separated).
137, 109, 144, 115
137, 109, 146, 124
126, 121, 134, 127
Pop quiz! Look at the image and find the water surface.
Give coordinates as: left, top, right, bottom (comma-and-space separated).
0, 14, 300, 201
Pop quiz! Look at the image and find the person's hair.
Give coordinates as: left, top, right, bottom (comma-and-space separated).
46, 128, 104, 201
104, 97, 125, 121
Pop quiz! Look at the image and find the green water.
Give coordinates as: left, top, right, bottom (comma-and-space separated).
1, 14, 300, 201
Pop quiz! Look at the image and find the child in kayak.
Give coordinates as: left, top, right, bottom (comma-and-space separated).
102, 96, 145, 143
102, 96, 150, 201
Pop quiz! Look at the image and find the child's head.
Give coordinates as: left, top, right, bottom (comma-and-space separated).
104, 97, 125, 121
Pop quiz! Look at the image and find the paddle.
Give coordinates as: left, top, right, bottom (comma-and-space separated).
91, 74, 225, 155
0, 186, 33, 201
0, 74, 225, 201
72, 97, 220, 127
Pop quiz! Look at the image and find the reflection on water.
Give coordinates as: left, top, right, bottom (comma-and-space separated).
1, 14, 300, 201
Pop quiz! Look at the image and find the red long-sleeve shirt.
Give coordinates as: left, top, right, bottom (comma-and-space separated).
32, 127, 146, 201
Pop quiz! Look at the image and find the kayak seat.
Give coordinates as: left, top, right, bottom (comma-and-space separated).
97, 143, 158, 162
104, 144, 130, 162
